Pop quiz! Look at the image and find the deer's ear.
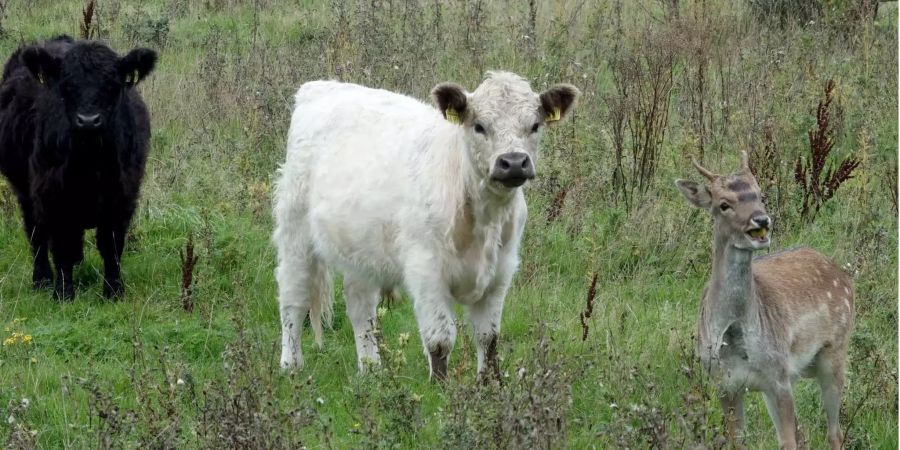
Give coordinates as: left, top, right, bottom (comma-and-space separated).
675, 179, 712, 209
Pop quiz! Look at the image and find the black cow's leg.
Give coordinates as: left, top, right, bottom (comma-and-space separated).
15, 193, 52, 289
29, 222, 52, 290
96, 223, 127, 299
50, 228, 84, 301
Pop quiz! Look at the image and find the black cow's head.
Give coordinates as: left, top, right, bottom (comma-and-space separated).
21, 41, 156, 132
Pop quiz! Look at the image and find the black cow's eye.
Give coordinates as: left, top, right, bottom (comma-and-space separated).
719, 202, 731, 212
531, 122, 540, 133
474, 123, 486, 134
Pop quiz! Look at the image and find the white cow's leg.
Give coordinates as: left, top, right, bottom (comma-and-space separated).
404, 258, 456, 381
276, 235, 316, 369
468, 252, 517, 380
466, 289, 505, 380
344, 274, 382, 371
413, 296, 456, 381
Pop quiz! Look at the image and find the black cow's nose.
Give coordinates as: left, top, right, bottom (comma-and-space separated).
753, 215, 770, 229
75, 113, 102, 129
491, 152, 535, 188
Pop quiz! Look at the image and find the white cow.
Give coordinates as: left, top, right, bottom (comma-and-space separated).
273, 71, 579, 379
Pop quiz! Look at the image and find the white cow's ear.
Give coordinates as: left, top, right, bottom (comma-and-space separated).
540, 84, 580, 123
431, 82, 468, 125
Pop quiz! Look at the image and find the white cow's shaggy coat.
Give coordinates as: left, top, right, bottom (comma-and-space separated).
273, 72, 578, 378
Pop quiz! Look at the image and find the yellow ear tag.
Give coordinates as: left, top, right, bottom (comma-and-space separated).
37, 72, 45, 85
546, 107, 561, 122
445, 108, 461, 125
132, 69, 140, 83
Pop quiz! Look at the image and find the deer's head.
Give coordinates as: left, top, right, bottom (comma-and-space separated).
676, 152, 771, 251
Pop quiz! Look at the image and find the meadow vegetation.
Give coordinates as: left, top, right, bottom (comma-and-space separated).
0, 0, 896, 448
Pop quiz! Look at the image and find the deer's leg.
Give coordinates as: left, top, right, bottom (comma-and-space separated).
720, 390, 746, 449
763, 384, 799, 450
816, 351, 847, 450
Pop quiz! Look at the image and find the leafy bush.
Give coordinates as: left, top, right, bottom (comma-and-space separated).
122, 11, 170, 47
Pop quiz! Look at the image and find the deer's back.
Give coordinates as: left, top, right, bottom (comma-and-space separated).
752, 247, 854, 369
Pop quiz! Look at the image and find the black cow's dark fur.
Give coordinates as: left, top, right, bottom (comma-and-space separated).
0, 36, 156, 300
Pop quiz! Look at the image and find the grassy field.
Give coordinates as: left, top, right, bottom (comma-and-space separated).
0, 0, 897, 448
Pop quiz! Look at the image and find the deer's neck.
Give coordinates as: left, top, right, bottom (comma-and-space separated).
701, 229, 760, 351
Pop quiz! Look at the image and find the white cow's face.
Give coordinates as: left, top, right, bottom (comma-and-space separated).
432, 72, 580, 191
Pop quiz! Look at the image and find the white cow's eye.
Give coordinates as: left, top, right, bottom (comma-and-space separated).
530, 122, 540, 133
474, 123, 486, 134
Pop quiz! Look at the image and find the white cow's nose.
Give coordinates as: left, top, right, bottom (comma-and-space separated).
491, 152, 534, 188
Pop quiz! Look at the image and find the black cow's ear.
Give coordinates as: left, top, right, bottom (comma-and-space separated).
118, 48, 157, 87
539, 84, 580, 124
431, 82, 468, 125
21, 47, 61, 86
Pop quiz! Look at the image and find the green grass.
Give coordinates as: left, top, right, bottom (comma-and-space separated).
0, 0, 897, 448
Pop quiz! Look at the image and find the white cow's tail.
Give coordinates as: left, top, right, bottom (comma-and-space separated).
308, 265, 333, 347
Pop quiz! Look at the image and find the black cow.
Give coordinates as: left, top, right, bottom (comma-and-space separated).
0, 36, 157, 300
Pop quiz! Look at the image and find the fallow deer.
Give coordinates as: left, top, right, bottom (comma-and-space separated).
676, 152, 854, 450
